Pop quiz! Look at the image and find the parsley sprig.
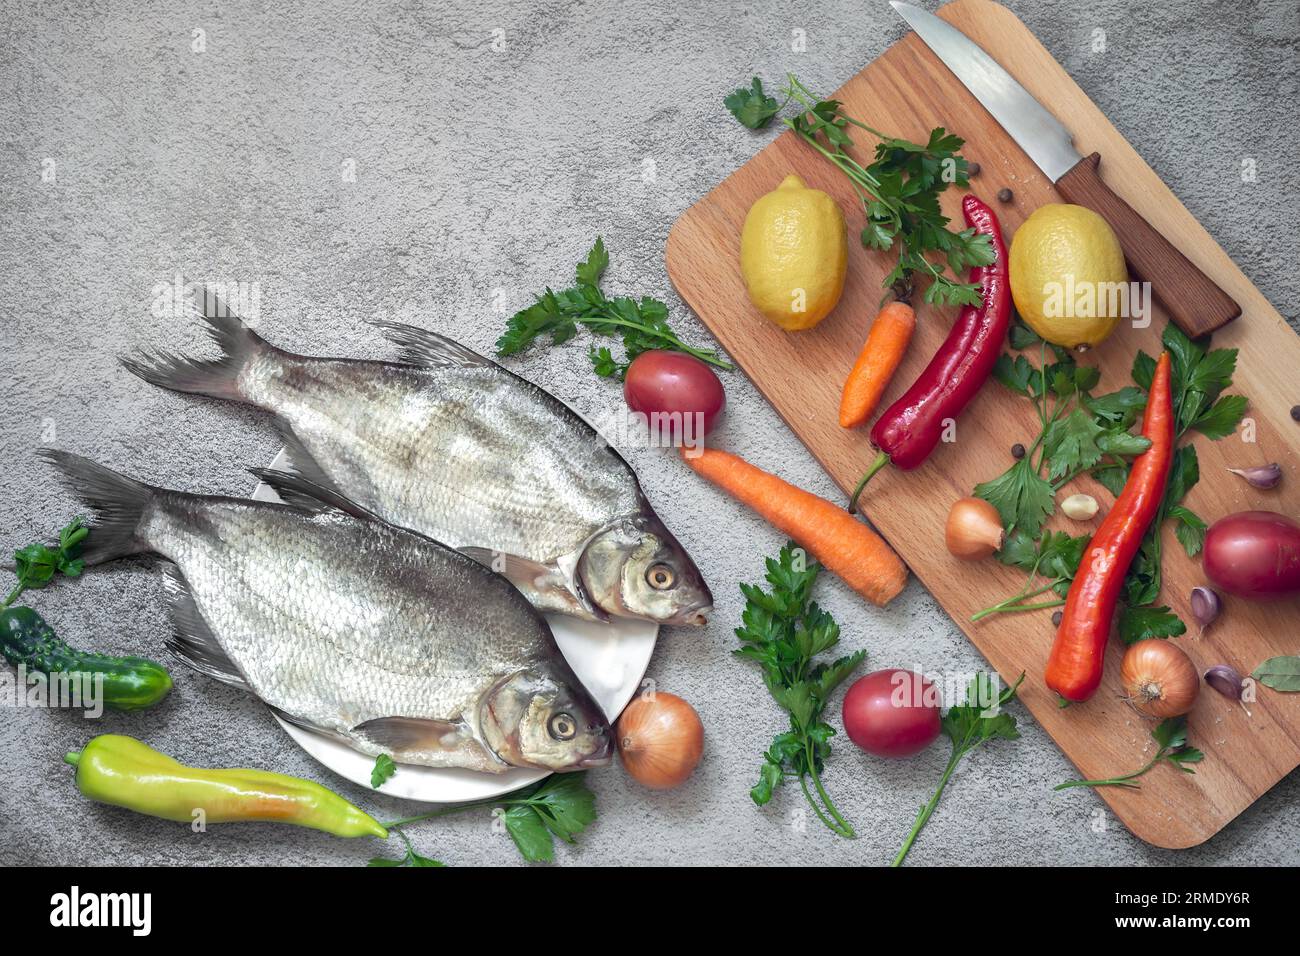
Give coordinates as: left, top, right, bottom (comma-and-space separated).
496, 238, 732, 380
736, 544, 865, 839
4, 517, 88, 609
894, 673, 1024, 866
725, 74, 994, 306
371, 772, 597, 866
972, 323, 1246, 641
1054, 717, 1202, 791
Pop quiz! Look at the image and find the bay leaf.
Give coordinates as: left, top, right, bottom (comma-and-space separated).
1252, 656, 1300, 692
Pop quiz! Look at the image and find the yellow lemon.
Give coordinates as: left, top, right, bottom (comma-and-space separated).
740, 174, 847, 331
1009, 203, 1128, 350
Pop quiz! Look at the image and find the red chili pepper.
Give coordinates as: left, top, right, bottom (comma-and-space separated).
1046, 351, 1174, 703
849, 194, 1011, 512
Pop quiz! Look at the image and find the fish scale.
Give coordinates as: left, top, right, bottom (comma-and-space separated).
146, 500, 519, 726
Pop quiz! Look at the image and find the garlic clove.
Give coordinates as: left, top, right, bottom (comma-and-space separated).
1204, 664, 1246, 701
1226, 463, 1282, 489
1190, 586, 1221, 634
1060, 493, 1099, 521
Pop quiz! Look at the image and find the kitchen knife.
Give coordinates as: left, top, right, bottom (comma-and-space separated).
891, 1, 1241, 337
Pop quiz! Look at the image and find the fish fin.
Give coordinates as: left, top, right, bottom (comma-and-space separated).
368, 320, 495, 370
160, 565, 248, 689
459, 547, 609, 622
249, 467, 383, 522
266, 705, 352, 744
353, 716, 474, 752
268, 428, 351, 498
38, 450, 155, 565
119, 288, 273, 402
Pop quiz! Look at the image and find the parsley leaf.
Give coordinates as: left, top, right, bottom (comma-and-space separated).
893, 673, 1024, 865
973, 457, 1054, 538
1118, 604, 1187, 644
736, 543, 864, 838
1191, 394, 1248, 439
370, 754, 397, 789
496, 239, 731, 380
724, 77, 782, 129
1168, 505, 1207, 557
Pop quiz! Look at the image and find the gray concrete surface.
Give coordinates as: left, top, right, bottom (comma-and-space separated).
2, 0, 1297, 866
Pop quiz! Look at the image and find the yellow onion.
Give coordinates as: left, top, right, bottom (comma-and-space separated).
945, 497, 1004, 560
616, 692, 704, 789
1120, 639, 1200, 718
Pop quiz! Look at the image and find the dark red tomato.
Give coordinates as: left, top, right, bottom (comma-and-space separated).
841, 668, 941, 759
1204, 511, 1300, 600
623, 351, 725, 444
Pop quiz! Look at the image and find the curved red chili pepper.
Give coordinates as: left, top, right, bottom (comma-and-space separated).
850, 194, 1010, 510
1046, 351, 1174, 702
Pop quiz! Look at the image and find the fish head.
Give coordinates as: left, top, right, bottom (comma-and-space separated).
578, 512, 713, 627
480, 668, 614, 771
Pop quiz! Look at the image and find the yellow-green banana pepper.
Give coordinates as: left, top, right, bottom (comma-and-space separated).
64, 735, 387, 839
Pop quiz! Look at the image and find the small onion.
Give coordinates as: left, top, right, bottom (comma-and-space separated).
1120, 640, 1200, 718
1189, 586, 1221, 634
616, 692, 703, 790
945, 497, 1004, 560
1204, 664, 1246, 701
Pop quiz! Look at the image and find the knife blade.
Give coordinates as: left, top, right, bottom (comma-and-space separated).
891, 1, 1079, 182
890, 0, 1241, 336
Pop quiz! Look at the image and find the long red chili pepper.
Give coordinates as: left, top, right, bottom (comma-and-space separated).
849, 194, 1010, 512
1046, 351, 1174, 703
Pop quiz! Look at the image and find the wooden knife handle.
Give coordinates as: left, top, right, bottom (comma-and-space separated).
1055, 152, 1240, 338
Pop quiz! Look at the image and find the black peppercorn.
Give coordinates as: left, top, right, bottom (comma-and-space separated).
1011, 442, 1026, 459
996, 187, 1013, 203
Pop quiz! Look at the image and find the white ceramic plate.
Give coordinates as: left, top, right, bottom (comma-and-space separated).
252, 450, 657, 803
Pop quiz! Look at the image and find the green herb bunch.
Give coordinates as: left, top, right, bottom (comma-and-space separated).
496, 238, 732, 380
370, 772, 597, 866
1055, 717, 1202, 791
894, 673, 1023, 866
725, 75, 994, 306
972, 323, 1246, 642
735, 543, 865, 838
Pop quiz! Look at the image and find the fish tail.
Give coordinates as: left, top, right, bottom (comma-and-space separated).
120, 296, 272, 402
38, 450, 156, 565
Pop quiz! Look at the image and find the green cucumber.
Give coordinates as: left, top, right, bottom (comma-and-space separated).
0, 606, 172, 711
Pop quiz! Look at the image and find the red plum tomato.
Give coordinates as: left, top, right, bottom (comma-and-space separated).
623, 351, 724, 444
841, 668, 942, 759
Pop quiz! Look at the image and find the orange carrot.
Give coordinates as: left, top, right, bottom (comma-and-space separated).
681, 447, 907, 607
838, 299, 916, 429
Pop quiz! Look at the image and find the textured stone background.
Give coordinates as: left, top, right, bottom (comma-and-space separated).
2, 0, 1297, 866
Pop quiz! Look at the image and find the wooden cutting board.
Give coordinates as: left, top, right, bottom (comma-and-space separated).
666, 0, 1300, 849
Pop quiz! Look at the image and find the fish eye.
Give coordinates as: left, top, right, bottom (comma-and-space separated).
646, 563, 675, 590
548, 712, 576, 741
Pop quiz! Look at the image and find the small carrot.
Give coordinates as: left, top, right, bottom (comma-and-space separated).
681, 447, 907, 607
838, 299, 916, 429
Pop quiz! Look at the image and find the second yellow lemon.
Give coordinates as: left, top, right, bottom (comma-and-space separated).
740, 174, 847, 332
1009, 203, 1128, 350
